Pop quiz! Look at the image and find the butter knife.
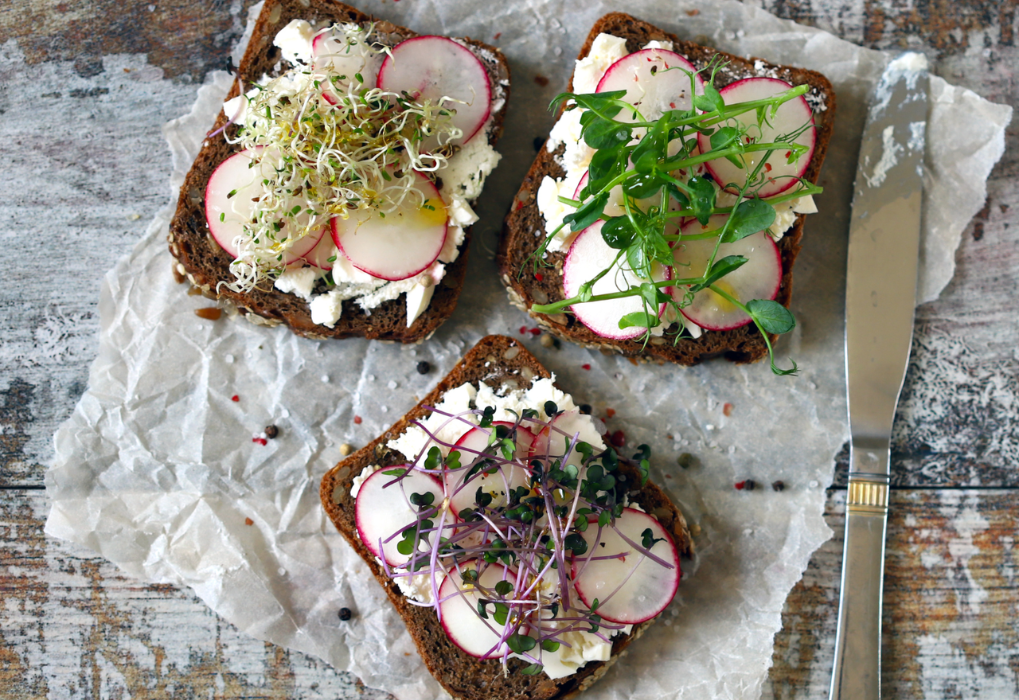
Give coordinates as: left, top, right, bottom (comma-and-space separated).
829, 53, 929, 700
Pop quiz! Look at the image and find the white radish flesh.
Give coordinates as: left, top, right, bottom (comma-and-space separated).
563, 220, 671, 341
671, 215, 782, 331
528, 409, 603, 471
446, 423, 534, 516
311, 29, 383, 89
438, 561, 517, 658
205, 148, 324, 261
376, 36, 492, 149
698, 77, 815, 197
571, 507, 680, 624
301, 231, 337, 271
331, 172, 447, 281
596, 49, 704, 122
355, 467, 445, 567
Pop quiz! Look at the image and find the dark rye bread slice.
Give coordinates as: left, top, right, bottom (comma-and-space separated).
320, 334, 692, 700
498, 12, 836, 365
168, 0, 511, 342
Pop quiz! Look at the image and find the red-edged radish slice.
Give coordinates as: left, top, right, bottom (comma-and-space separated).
331, 172, 447, 281
205, 148, 325, 261
438, 561, 518, 658
596, 49, 704, 121
376, 36, 492, 148
671, 215, 782, 331
354, 466, 444, 567
697, 77, 815, 198
528, 409, 603, 470
563, 221, 671, 341
311, 28, 383, 88
446, 423, 534, 516
301, 231, 337, 271
571, 507, 681, 624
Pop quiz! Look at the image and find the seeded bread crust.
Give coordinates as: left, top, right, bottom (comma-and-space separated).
320, 335, 692, 700
497, 12, 836, 365
168, 0, 511, 342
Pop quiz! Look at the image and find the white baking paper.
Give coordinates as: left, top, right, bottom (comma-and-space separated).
46, 1, 1011, 699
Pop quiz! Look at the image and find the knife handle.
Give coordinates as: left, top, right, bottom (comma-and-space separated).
829, 471, 890, 700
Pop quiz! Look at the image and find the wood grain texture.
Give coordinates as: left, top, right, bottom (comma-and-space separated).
1, 0, 1017, 697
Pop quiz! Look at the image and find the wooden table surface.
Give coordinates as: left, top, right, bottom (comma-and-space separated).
1, 0, 1016, 697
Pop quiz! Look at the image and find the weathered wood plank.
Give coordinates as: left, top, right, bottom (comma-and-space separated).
764, 488, 1019, 699
3, 488, 1016, 698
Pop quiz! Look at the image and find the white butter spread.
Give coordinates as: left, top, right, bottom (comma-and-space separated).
221, 19, 503, 329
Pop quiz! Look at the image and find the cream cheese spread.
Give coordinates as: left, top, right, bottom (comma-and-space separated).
223, 20, 502, 329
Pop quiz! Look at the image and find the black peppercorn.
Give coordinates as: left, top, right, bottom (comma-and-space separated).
772, 480, 786, 492
338, 607, 353, 621
579, 404, 592, 415
264, 425, 279, 439
744, 479, 756, 491
416, 361, 431, 375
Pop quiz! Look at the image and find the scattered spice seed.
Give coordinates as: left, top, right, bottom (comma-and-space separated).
735, 480, 747, 490
772, 480, 786, 492
264, 425, 279, 439
534, 272, 544, 281
723, 402, 733, 417
605, 408, 616, 419
353, 415, 362, 425
519, 325, 528, 335
528, 328, 541, 337
539, 334, 555, 349
244, 517, 254, 526
493, 32, 502, 40
686, 8, 700, 15
416, 360, 431, 375
579, 404, 592, 415
195, 307, 222, 320
338, 607, 353, 621
581, 363, 591, 371
339, 443, 353, 456
534, 74, 550, 87
609, 430, 626, 448
677, 453, 694, 469
744, 479, 757, 491
252, 437, 268, 446
231, 395, 240, 402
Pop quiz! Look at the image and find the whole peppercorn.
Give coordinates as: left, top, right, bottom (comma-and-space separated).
772, 480, 786, 492
416, 361, 431, 375
744, 479, 757, 491
338, 607, 353, 621
264, 425, 279, 439
579, 404, 592, 415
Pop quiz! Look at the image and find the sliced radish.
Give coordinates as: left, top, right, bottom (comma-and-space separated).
596, 49, 704, 122
311, 28, 383, 89
528, 410, 603, 470
571, 507, 680, 624
331, 172, 447, 281
205, 148, 325, 261
377, 36, 492, 149
698, 77, 815, 197
563, 220, 671, 341
438, 561, 518, 658
671, 215, 782, 331
355, 467, 445, 567
446, 423, 534, 516
301, 231, 337, 271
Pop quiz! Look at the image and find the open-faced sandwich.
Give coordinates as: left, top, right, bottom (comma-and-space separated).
169, 0, 510, 342
499, 12, 836, 372
320, 335, 692, 699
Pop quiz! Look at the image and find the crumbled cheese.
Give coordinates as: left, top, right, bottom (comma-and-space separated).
448, 197, 479, 227
405, 283, 435, 327
273, 265, 320, 301
442, 122, 503, 201
273, 19, 315, 65
350, 464, 379, 499
438, 226, 466, 264
572, 33, 628, 94
643, 40, 674, 51
547, 108, 594, 173
309, 289, 345, 328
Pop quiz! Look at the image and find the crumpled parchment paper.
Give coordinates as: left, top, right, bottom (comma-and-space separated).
46, 1, 1011, 699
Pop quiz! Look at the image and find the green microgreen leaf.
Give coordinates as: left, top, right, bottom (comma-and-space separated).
747, 299, 796, 334
722, 199, 777, 242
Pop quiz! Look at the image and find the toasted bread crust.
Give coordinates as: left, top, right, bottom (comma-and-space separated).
168, 0, 511, 343
320, 335, 692, 700
497, 12, 836, 365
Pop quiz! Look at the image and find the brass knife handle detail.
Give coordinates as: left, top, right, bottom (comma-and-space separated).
847, 478, 889, 514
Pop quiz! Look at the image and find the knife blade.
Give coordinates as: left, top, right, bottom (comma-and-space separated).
829, 53, 928, 700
